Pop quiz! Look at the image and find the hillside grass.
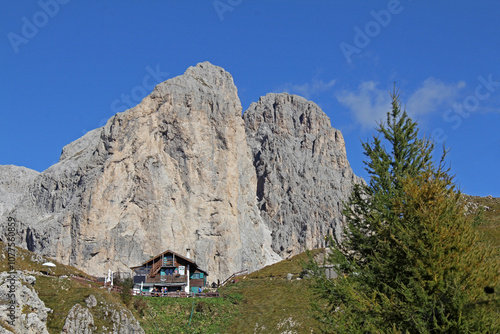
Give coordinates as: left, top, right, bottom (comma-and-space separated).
466, 195, 500, 248
467, 195, 500, 318
133, 296, 238, 333
246, 248, 323, 279
0, 242, 129, 333
222, 277, 320, 333
0, 242, 90, 278
131, 277, 321, 334
34, 275, 127, 333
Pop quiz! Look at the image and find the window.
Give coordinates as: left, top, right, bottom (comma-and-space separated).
191, 273, 200, 279
133, 276, 146, 284
179, 266, 185, 275
164, 255, 173, 265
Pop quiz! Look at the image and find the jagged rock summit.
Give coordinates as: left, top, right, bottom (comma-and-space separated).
244, 93, 360, 257
0, 62, 360, 280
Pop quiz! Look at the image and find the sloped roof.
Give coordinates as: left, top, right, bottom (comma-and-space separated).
130, 249, 208, 275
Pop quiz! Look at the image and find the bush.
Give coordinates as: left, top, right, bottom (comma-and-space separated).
133, 298, 149, 317
118, 277, 134, 307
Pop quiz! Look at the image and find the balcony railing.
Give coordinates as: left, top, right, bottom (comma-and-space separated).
145, 275, 187, 284
163, 260, 174, 266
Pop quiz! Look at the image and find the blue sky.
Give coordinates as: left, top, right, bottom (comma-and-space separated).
1, 1, 499, 196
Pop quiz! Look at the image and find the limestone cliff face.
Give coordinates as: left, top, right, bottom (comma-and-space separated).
0, 166, 39, 218
0, 62, 360, 280
0, 62, 279, 280
244, 93, 359, 257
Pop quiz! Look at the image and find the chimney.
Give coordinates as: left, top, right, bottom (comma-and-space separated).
186, 248, 191, 259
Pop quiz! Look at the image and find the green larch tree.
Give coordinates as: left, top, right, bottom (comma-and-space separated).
309, 90, 499, 333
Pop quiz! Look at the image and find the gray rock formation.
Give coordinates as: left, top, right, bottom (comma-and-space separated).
0, 62, 360, 281
59, 291, 144, 334
85, 295, 97, 309
244, 93, 359, 257
108, 308, 144, 334
0, 326, 13, 333
61, 304, 94, 334
0, 62, 280, 280
0, 271, 51, 334
0, 166, 39, 217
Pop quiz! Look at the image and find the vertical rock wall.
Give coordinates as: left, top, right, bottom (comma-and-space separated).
0, 62, 360, 280
244, 93, 359, 257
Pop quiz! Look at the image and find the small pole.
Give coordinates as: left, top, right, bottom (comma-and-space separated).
188, 300, 194, 326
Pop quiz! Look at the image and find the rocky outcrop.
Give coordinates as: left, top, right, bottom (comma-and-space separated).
108, 308, 144, 334
0, 62, 360, 280
244, 93, 359, 257
61, 304, 94, 334
85, 295, 97, 309
61, 301, 144, 334
0, 244, 145, 334
0, 272, 51, 334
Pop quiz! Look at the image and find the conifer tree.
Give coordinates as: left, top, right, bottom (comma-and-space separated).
309, 90, 499, 333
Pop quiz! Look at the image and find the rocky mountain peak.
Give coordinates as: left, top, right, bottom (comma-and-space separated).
244, 92, 357, 256
0, 63, 359, 280
149, 61, 241, 118
184, 61, 238, 92
246, 93, 336, 138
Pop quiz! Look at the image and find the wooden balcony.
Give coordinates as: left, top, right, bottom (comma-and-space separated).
163, 260, 174, 266
136, 291, 220, 298
146, 275, 187, 284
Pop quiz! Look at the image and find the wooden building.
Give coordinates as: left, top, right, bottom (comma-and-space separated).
130, 249, 208, 294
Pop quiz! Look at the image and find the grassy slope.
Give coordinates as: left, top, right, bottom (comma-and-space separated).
134, 296, 238, 334
246, 248, 324, 280
465, 195, 500, 248
466, 195, 500, 318
222, 278, 318, 333
0, 242, 91, 278
0, 242, 130, 333
223, 249, 324, 333
34, 276, 128, 333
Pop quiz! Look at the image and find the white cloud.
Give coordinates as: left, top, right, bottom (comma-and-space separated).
406, 78, 465, 117
276, 78, 336, 99
337, 78, 466, 129
336, 81, 391, 129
